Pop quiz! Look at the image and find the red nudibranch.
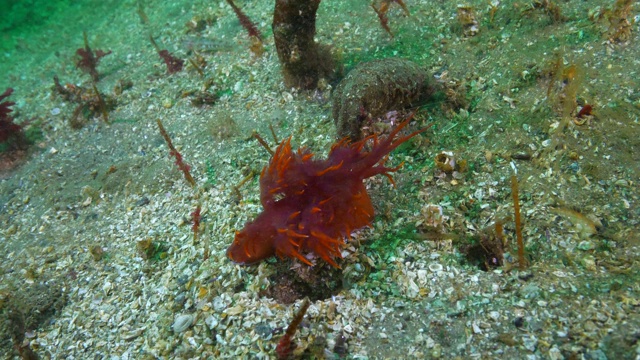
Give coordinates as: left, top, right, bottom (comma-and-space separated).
227, 116, 430, 268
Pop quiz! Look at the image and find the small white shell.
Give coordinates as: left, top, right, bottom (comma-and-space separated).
102, 281, 113, 296
428, 263, 443, 272
172, 314, 194, 333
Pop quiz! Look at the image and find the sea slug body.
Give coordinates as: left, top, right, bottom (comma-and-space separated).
227, 117, 429, 268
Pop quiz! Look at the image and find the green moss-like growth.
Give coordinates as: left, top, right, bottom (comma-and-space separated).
368, 224, 418, 262
137, 238, 168, 261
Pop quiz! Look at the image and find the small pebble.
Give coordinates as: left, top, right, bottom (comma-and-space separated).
172, 314, 194, 333
512, 152, 531, 160
135, 197, 150, 207
254, 323, 272, 339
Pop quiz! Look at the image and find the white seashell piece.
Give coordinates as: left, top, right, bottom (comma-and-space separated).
172, 314, 194, 333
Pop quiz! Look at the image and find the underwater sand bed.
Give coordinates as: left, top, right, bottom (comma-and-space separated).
1, 0, 639, 359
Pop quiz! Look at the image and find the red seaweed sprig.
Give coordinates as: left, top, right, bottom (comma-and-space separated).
158, 50, 184, 74
225, 0, 262, 39
191, 205, 202, 243
156, 119, 196, 187
0, 88, 16, 120
371, 3, 393, 38
149, 36, 184, 74
276, 298, 310, 359
0, 88, 20, 141
75, 31, 112, 82
0, 88, 25, 145
371, 0, 411, 38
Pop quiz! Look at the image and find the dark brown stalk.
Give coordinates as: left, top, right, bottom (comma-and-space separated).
269, 124, 279, 144
91, 83, 109, 123
276, 298, 311, 359
149, 35, 160, 52
272, 0, 335, 89
137, 0, 148, 25
511, 175, 526, 269
188, 58, 204, 77
495, 220, 505, 248
253, 132, 274, 155
232, 170, 256, 201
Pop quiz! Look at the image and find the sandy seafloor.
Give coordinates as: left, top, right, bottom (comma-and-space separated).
1, 0, 640, 359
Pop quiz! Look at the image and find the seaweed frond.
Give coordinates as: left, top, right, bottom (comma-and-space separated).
75, 31, 112, 82
149, 35, 184, 74
225, 0, 262, 39
156, 119, 196, 187
371, 0, 411, 38
0, 88, 22, 144
0, 88, 29, 151
191, 205, 201, 243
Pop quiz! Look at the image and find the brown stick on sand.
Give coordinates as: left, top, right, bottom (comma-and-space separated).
156, 119, 196, 187
511, 175, 526, 269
